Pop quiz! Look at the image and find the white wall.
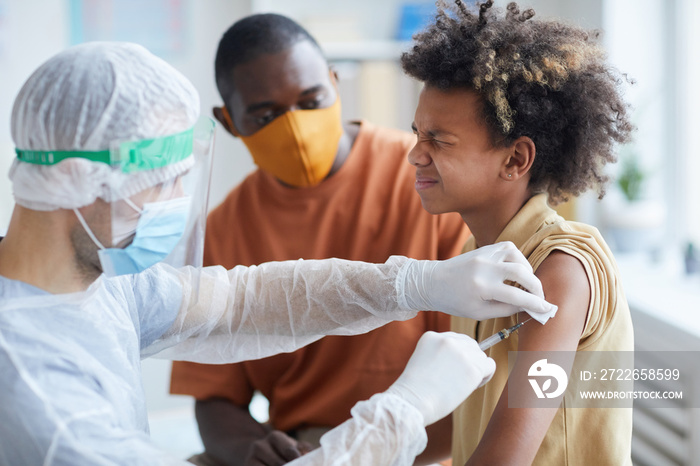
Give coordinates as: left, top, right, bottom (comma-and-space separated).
0, 1, 69, 234
676, 0, 700, 247
166, 0, 256, 215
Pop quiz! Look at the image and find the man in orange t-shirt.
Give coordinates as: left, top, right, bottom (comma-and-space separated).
170, 13, 469, 466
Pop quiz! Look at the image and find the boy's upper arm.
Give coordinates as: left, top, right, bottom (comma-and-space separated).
465, 250, 590, 465
519, 250, 590, 352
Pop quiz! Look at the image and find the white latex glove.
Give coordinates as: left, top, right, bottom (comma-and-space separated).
385, 331, 495, 426
398, 241, 558, 322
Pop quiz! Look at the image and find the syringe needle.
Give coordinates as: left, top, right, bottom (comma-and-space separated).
478, 318, 531, 351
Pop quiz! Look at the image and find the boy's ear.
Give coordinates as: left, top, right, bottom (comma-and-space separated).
501, 136, 535, 181
212, 106, 238, 137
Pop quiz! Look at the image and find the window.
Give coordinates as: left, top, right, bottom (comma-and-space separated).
603, 0, 699, 253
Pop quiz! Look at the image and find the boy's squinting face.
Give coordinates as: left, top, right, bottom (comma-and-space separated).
408, 86, 509, 217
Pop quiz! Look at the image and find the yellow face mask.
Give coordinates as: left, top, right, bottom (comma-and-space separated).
223, 97, 343, 187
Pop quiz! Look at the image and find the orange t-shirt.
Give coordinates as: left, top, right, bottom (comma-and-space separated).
170, 121, 469, 432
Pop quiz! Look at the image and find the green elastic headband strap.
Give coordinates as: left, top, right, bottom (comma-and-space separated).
15, 127, 194, 173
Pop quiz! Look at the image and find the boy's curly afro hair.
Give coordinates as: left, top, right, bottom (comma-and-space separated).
401, 0, 634, 203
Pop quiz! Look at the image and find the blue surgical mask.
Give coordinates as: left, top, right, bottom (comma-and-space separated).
75, 196, 191, 276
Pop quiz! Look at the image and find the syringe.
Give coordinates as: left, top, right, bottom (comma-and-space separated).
478, 318, 531, 351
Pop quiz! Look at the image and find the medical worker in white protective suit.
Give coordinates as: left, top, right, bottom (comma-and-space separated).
0, 42, 557, 466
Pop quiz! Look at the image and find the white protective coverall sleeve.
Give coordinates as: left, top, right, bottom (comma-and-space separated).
145, 241, 554, 363
145, 256, 417, 362
289, 393, 427, 466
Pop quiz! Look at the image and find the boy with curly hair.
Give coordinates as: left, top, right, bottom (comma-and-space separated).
401, 1, 634, 464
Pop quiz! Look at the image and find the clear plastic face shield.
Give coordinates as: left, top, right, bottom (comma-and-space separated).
99, 117, 216, 275
15, 117, 216, 276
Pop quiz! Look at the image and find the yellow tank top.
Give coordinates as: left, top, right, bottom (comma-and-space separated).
451, 194, 633, 465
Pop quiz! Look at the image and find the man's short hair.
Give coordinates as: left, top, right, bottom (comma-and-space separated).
215, 13, 323, 101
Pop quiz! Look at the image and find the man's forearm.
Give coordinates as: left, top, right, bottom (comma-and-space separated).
415, 415, 452, 465
195, 398, 267, 465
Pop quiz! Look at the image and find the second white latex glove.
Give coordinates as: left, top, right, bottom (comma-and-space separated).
385, 331, 495, 426
398, 241, 557, 322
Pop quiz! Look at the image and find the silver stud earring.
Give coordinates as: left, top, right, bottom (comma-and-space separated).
507, 173, 512, 178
